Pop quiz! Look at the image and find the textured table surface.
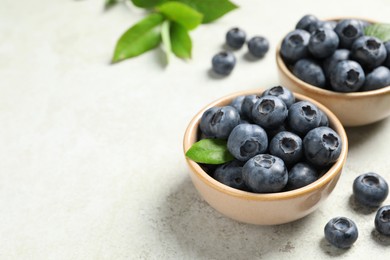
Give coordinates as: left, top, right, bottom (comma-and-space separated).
1, 0, 390, 259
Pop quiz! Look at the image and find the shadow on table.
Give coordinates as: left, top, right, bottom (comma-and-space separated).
318, 237, 348, 256
159, 175, 316, 259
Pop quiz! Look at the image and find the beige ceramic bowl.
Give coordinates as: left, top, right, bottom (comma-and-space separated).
183, 89, 348, 225
276, 18, 390, 127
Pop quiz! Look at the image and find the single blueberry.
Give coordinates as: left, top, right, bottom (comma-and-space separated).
383, 41, 390, 68
288, 101, 321, 136
227, 124, 268, 161
303, 126, 342, 167
269, 131, 303, 166
214, 160, 248, 191
318, 109, 329, 127
295, 14, 319, 33
262, 86, 295, 108
292, 59, 326, 88
286, 162, 318, 190
308, 28, 339, 59
247, 36, 270, 58
351, 36, 387, 70
362, 66, 390, 91
330, 60, 365, 92
324, 217, 359, 249
334, 19, 364, 49
211, 51, 236, 75
229, 95, 246, 118
226, 27, 246, 49
318, 20, 337, 30
280, 29, 311, 64
323, 49, 350, 79
353, 172, 389, 207
241, 94, 261, 120
251, 96, 288, 129
242, 154, 288, 193
199, 106, 240, 139
375, 205, 390, 236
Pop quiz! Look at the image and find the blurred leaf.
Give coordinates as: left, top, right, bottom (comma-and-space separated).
161, 20, 172, 63
186, 139, 234, 164
156, 2, 203, 30
105, 0, 118, 9
170, 22, 192, 59
131, 0, 163, 8
365, 23, 390, 42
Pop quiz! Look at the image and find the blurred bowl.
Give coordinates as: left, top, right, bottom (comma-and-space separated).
183, 89, 348, 225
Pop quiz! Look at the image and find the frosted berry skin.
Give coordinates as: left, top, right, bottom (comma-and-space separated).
269, 131, 303, 167
292, 59, 326, 88
214, 160, 248, 191
211, 51, 236, 75
247, 36, 270, 58
375, 205, 390, 236
362, 66, 390, 91
330, 60, 365, 92
251, 96, 288, 129
241, 95, 261, 120
334, 19, 364, 49
286, 162, 318, 190
199, 106, 240, 139
350, 36, 387, 70
226, 27, 246, 49
353, 172, 389, 207
308, 28, 339, 59
288, 101, 321, 136
323, 49, 350, 79
262, 86, 295, 108
324, 217, 359, 249
295, 14, 319, 33
280, 29, 311, 64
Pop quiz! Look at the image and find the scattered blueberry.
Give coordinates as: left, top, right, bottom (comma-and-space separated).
362, 66, 390, 91
353, 172, 389, 207
247, 36, 270, 58
269, 131, 303, 166
200, 106, 240, 139
286, 162, 318, 190
262, 86, 295, 108
334, 19, 364, 49
227, 124, 268, 161
295, 14, 320, 33
330, 60, 365, 92
288, 101, 321, 136
323, 49, 350, 79
375, 205, 390, 236
226, 27, 246, 49
308, 28, 339, 59
242, 154, 288, 193
211, 51, 236, 75
214, 160, 248, 190
303, 126, 342, 167
292, 59, 326, 88
280, 29, 311, 64
350, 36, 387, 70
251, 96, 288, 129
324, 217, 359, 249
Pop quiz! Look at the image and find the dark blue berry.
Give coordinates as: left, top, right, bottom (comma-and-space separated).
229, 95, 246, 118
247, 36, 269, 58
318, 20, 337, 30
280, 29, 311, 64
242, 154, 288, 193
295, 14, 319, 33
323, 49, 350, 79
269, 131, 303, 166
383, 41, 390, 68
375, 205, 390, 236
324, 217, 359, 249
211, 51, 236, 75
251, 96, 288, 129
362, 66, 390, 91
353, 172, 389, 207
227, 124, 268, 161
214, 160, 248, 191
288, 101, 321, 136
308, 28, 339, 59
199, 106, 240, 139
318, 109, 329, 127
351, 36, 387, 70
330, 60, 365, 92
292, 59, 326, 88
262, 86, 295, 108
334, 19, 364, 49
226, 27, 246, 49
241, 94, 261, 120
286, 162, 318, 190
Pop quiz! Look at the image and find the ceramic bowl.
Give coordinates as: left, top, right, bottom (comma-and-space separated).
276, 18, 390, 127
183, 89, 348, 225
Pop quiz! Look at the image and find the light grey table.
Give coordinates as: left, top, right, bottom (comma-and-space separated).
1, 0, 389, 259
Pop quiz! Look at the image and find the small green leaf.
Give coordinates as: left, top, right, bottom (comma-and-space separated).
170, 22, 192, 59
112, 13, 165, 63
177, 0, 238, 23
161, 20, 171, 63
105, 0, 118, 9
365, 23, 390, 42
131, 0, 164, 8
185, 139, 234, 164
156, 2, 203, 30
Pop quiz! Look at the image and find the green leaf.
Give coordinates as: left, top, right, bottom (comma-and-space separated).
131, 0, 164, 8
176, 0, 238, 23
365, 23, 390, 42
105, 0, 118, 9
170, 22, 192, 59
156, 2, 203, 30
112, 13, 165, 63
185, 139, 234, 164
161, 20, 171, 63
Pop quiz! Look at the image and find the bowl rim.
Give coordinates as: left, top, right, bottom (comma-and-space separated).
275, 16, 390, 99
183, 89, 348, 201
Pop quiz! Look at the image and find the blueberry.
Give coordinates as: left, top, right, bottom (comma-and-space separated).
286, 162, 318, 190
226, 27, 246, 49
269, 131, 303, 166
214, 160, 248, 191
295, 14, 319, 33
324, 217, 359, 249
383, 41, 390, 68
251, 96, 288, 129
318, 109, 329, 127
229, 95, 246, 117
323, 49, 350, 79
308, 28, 339, 59
375, 205, 390, 236
353, 172, 389, 207
227, 124, 268, 161
362, 66, 390, 91
262, 86, 295, 108
211, 51, 236, 75
242, 154, 288, 193
199, 106, 240, 139
247, 36, 269, 58
288, 101, 321, 136
330, 60, 365, 92
241, 94, 261, 120
334, 19, 364, 49
318, 20, 337, 31
303, 126, 342, 167
351, 36, 387, 70
292, 59, 326, 88
280, 29, 311, 64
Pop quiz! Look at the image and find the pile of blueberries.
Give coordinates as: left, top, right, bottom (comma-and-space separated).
199, 85, 342, 193
280, 15, 390, 92
325, 172, 390, 248
211, 28, 270, 75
